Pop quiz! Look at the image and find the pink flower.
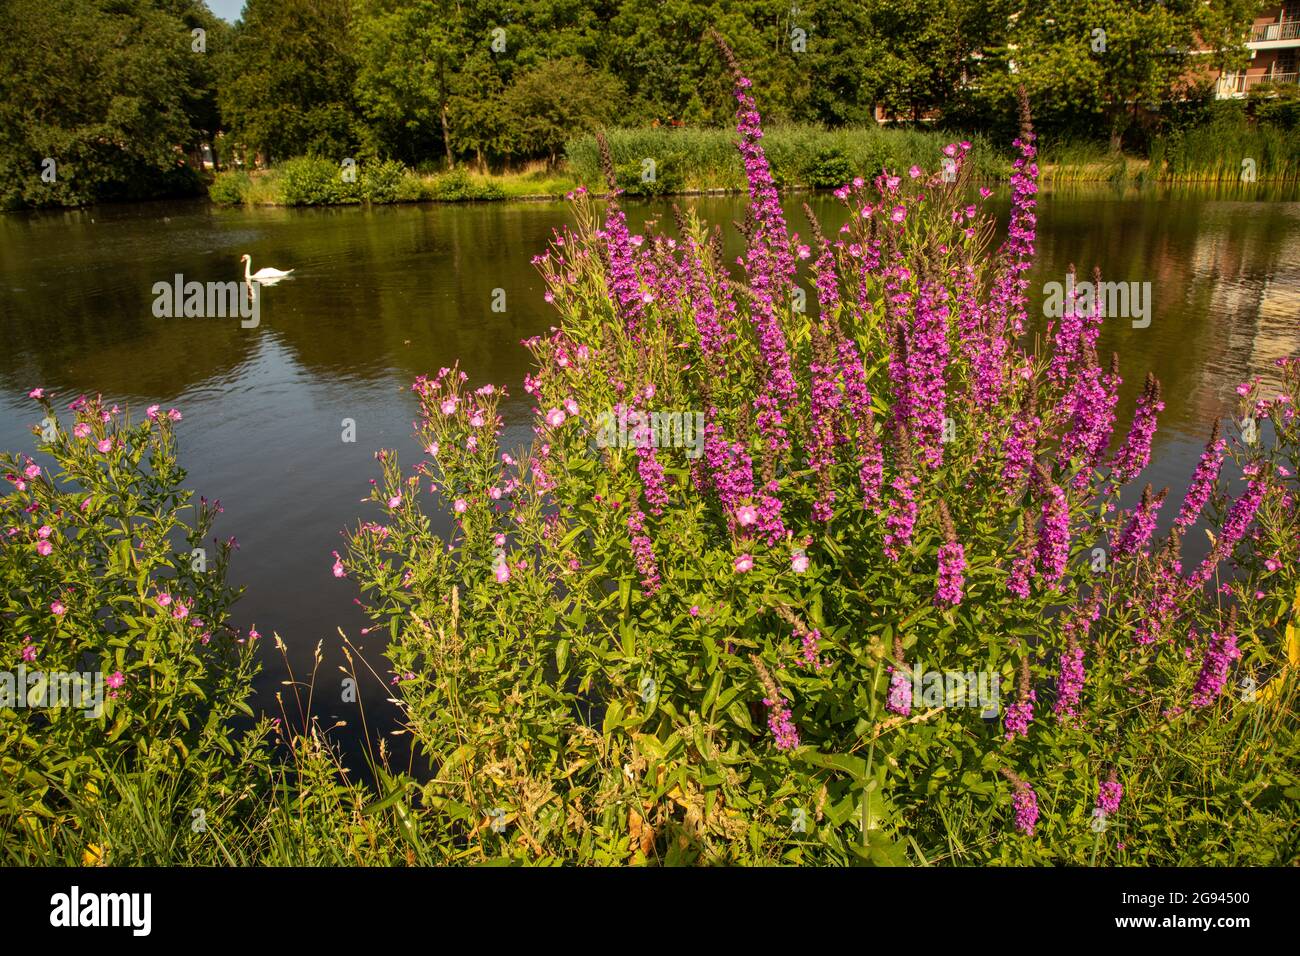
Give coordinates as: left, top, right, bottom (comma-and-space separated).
736, 505, 758, 527
167, 408, 182, 422
469, 412, 484, 428
689, 605, 700, 617
331, 551, 346, 578
172, 602, 190, 620
891, 205, 907, 223
146, 404, 161, 420
96, 439, 112, 453
73, 422, 92, 439
36, 525, 52, 539
908, 165, 923, 179
453, 498, 467, 513
494, 562, 510, 583
28, 387, 44, 399
106, 671, 125, 689
24, 464, 40, 479
791, 550, 809, 573
248, 627, 261, 641
157, 592, 173, 608
440, 398, 458, 415
545, 408, 566, 427
35, 540, 52, 556
387, 494, 402, 509
21, 643, 38, 663
733, 554, 754, 573
564, 398, 579, 416
51, 600, 66, 616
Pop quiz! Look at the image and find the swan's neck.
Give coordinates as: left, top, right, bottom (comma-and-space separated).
243, 259, 252, 282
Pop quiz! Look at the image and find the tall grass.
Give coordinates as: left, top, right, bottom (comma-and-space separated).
565, 124, 1009, 193
1152, 121, 1300, 183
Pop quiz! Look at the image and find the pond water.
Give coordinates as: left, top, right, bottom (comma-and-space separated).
2, 186, 1298, 772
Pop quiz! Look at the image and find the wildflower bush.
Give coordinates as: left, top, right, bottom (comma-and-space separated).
344, 38, 1300, 865
0, 395, 271, 857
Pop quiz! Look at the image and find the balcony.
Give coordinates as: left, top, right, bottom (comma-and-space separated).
1249, 20, 1300, 43
1217, 71, 1299, 96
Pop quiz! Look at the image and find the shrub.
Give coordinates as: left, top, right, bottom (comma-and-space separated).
803, 148, 856, 189
343, 59, 1300, 864
0, 395, 263, 852
208, 170, 250, 206
277, 156, 360, 206
425, 167, 505, 201
360, 159, 409, 204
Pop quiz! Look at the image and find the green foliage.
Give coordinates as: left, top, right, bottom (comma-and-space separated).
277, 157, 360, 206
360, 159, 409, 203
803, 148, 857, 189
218, 0, 362, 163
567, 126, 1008, 192
971, 0, 1260, 148
339, 119, 1300, 864
208, 170, 251, 205
0, 0, 223, 209
0, 395, 260, 847
1251, 84, 1300, 132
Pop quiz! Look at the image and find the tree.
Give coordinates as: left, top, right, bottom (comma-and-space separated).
979, 0, 1259, 149
0, 0, 223, 208
503, 58, 624, 164
218, 0, 361, 163
353, 0, 460, 166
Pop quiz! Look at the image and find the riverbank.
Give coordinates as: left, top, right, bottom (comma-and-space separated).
206, 122, 1300, 208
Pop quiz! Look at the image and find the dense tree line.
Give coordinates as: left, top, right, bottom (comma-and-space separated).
0, 0, 1263, 207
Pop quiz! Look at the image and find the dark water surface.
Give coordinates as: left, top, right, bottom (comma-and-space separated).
2, 187, 1298, 770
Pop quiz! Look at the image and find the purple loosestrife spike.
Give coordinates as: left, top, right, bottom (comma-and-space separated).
1062, 350, 1121, 491
1054, 640, 1086, 723
1054, 586, 1101, 722
1007, 505, 1039, 598
1048, 264, 1085, 386
1002, 382, 1040, 498
883, 432, 920, 560
1111, 373, 1164, 484
808, 321, 841, 523
1096, 771, 1123, 817
1036, 473, 1070, 586
751, 655, 800, 751
1187, 474, 1267, 589
1136, 530, 1183, 645
631, 409, 669, 516
1001, 768, 1039, 836
1175, 419, 1225, 530
710, 30, 797, 455
1111, 484, 1168, 560
626, 507, 661, 596
886, 638, 912, 715
934, 502, 966, 607
1191, 610, 1241, 707
1004, 657, 1035, 740
907, 282, 952, 468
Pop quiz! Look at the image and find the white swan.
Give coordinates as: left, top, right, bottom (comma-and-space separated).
240, 254, 294, 284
